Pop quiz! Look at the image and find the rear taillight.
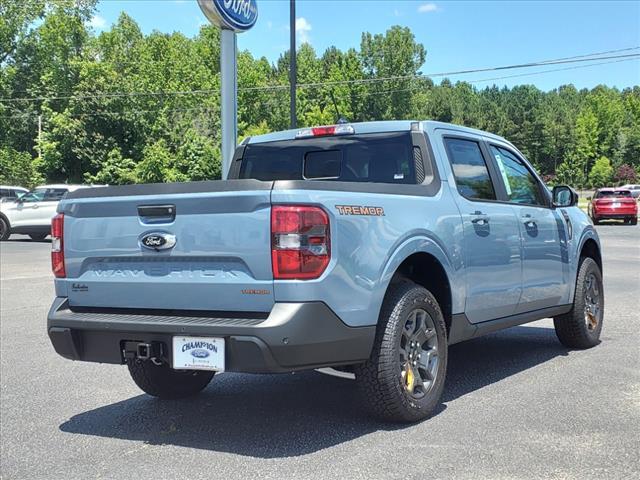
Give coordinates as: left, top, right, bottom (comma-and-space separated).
271, 206, 330, 280
51, 213, 65, 278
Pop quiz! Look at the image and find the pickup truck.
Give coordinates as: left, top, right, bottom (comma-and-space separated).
47, 121, 604, 422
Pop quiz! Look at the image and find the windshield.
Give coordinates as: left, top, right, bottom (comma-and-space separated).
596, 190, 632, 198
239, 132, 416, 184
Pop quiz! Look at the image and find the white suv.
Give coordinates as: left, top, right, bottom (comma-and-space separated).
621, 184, 640, 199
0, 184, 90, 241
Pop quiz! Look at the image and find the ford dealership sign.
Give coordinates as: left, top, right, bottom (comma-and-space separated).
198, 0, 258, 32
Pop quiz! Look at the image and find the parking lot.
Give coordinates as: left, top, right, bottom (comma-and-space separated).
1, 224, 638, 479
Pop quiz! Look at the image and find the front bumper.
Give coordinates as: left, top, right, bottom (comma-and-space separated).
47, 297, 375, 373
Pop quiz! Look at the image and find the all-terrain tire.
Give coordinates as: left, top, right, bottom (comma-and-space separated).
354, 281, 448, 423
127, 359, 215, 399
553, 257, 604, 349
0, 216, 10, 241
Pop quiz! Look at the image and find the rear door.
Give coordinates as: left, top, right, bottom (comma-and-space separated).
439, 133, 523, 323
485, 142, 567, 312
61, 181, 275, 313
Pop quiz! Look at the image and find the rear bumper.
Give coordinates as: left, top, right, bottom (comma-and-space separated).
47, 297, 375, 373
593, 212, 637, 219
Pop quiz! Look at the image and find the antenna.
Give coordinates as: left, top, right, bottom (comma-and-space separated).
329, 90, 348, 124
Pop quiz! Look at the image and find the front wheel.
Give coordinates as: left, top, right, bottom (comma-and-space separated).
553, 257, 604, 349
127, 359, 215, 399
0, 216, 10, 241
354, 281, 448, 423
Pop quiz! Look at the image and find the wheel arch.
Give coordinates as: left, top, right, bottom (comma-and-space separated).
579, 237, 602, 272
378, 237, 461, 337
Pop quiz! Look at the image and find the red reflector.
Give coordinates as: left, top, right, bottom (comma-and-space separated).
271, 206, 330, 280
51, 213, 65, 278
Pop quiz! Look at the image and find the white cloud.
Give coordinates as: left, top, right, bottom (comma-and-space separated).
88, 15, 107, 30
295, 17, 312, 44
417, 3, 439, 13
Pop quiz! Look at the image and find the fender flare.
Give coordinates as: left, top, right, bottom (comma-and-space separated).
374, 232, 464, 317
567, 226, 601, 302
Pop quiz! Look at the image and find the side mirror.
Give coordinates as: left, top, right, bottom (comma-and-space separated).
552, 185, 578, 208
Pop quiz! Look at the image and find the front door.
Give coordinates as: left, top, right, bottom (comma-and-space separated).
486, 144, 566, 312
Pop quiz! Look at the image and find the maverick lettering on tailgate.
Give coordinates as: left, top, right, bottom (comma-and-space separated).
335, 205, 385, 216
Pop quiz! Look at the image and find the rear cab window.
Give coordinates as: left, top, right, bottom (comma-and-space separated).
239, 132, 417, 184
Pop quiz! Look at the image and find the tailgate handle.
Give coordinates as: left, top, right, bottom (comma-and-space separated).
137, 204, 176, 224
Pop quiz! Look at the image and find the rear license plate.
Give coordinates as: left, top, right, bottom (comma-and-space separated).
172, 336, 225, 371
612, 202, 620, 208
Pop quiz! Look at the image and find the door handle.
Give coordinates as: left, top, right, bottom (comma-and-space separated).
522, 213, 536, 227
470, 211, 490, 225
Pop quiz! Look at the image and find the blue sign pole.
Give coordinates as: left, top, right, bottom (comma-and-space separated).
197, 0, 258, 179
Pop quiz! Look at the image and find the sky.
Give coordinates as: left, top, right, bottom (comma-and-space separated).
91, 0, 640, 91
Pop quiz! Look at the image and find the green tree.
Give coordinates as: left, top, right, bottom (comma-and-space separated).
587, 156, 613, 188
0, 146, 42, 187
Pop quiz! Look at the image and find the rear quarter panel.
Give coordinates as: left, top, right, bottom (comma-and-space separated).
270, 183, 465, 327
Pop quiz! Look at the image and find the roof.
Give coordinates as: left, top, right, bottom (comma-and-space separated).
246, 120, 508, 145
0, 185, 28, 190
35, 184, 95, 191
597, 187, 631, 192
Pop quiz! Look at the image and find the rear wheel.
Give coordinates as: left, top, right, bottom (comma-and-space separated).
0, 216, 10, 241
591, 216, 599, 225
127, 359, 215, 399
29, 233, 48, 241
631, 217, 638, 226
553, 257, 604, 349
354, 281, 447, 423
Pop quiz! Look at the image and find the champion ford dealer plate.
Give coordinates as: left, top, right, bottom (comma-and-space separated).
172, 336, 225, 371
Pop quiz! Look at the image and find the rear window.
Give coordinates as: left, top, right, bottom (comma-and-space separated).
239, 132, 416, 184
596, 190, 632, 198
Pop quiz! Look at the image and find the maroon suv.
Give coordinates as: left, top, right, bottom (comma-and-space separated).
588, 188, 638, 225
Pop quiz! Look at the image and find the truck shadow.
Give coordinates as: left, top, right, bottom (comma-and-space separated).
59, 325, 568, 458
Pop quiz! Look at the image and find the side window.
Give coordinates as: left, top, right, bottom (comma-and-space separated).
44, 188, 68, 201
21, 190, 45, 203
0, 189, 8, 198
489, 146, 545, 206
444, 138, 496, 200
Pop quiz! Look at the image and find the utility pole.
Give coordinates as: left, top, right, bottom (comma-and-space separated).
289, 0, 297, 129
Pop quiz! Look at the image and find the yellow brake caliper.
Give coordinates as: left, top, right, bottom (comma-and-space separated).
403, 361, 415, 393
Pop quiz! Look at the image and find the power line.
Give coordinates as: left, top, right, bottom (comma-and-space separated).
1, 56, 636, 121
1, 48, 638, 103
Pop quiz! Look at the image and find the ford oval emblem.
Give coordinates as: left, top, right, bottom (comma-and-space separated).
140, 232, 176, 251
191, 349, 210, 359
198, 0, 258, 32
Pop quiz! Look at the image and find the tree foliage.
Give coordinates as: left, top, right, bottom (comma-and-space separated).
0, 4, 638, 188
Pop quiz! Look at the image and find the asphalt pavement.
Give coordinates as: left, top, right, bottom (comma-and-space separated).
1, 225, 639, 479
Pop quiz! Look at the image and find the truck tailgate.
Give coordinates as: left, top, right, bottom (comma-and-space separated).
58, 180, 274, 312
